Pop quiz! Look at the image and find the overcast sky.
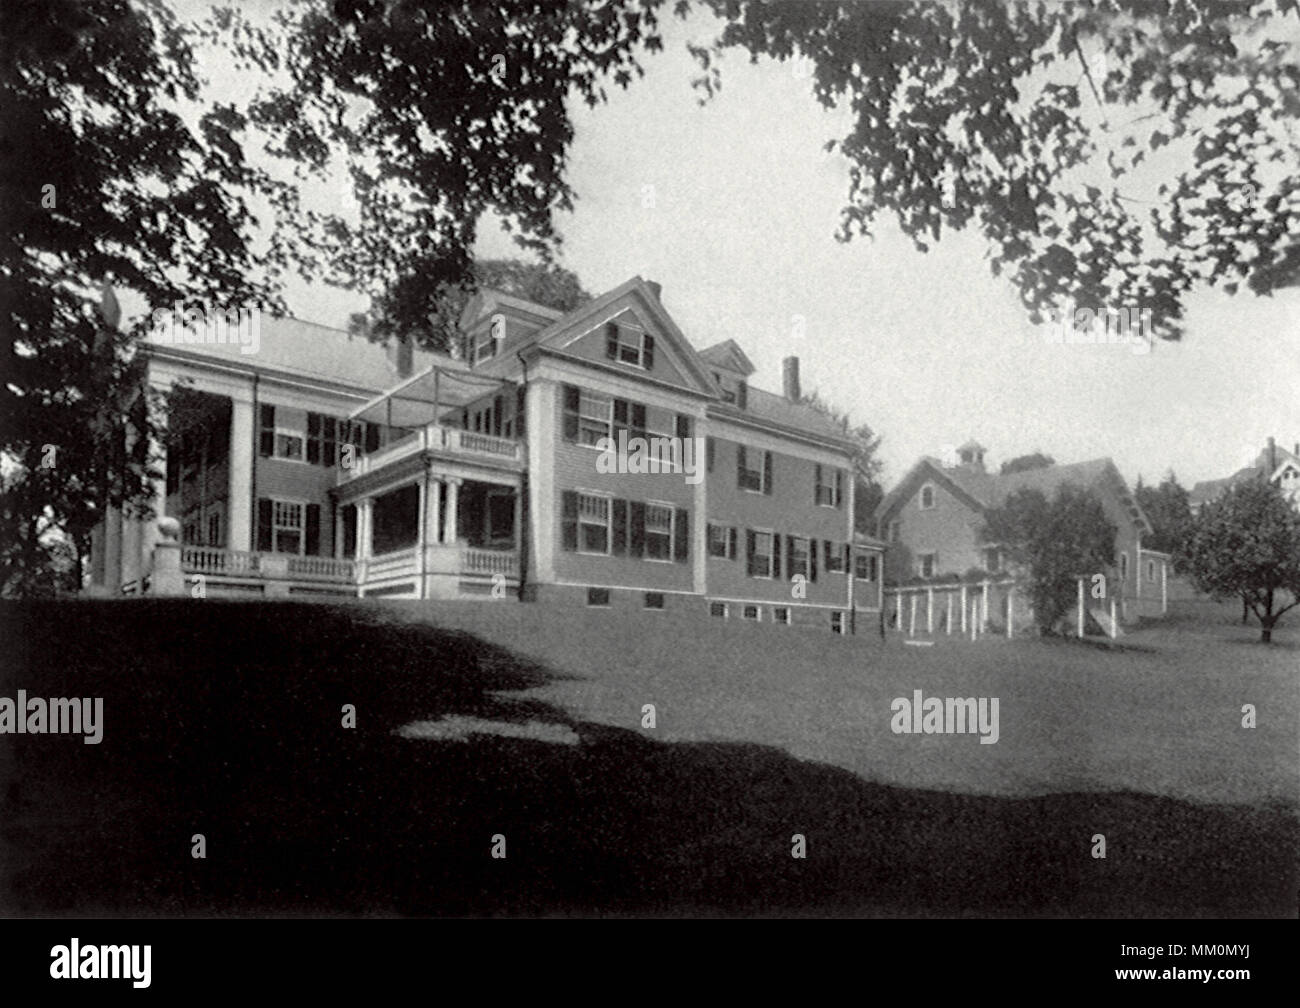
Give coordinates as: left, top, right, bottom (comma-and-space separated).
190, 2, 1300, 491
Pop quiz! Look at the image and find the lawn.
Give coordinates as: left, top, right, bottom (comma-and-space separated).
1, 597, 1295, 917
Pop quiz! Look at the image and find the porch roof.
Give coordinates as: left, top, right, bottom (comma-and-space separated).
348, 365, 513, 428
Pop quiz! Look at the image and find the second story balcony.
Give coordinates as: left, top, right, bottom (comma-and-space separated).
339, 424, 523, 482
338, 362, 524, 485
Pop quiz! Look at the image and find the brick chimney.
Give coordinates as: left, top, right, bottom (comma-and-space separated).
783, 356, 801, 402
646, 280, 662, 301
1269, 436, 1276, 473
389, 336, 413, 379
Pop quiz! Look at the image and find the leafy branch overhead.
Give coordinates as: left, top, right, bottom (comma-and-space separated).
689, 0, 1300, 342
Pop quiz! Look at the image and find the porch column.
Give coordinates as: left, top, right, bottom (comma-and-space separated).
425, 475, 442, 545
1077, 578, 1085, 637
357, 498, 373, 560
142, 409, 168, 574
946, 592, 953, 634
1161, 562, 1168, 614
443, 477, 461, 545
960, 584, 967, 633
1006, 587, 1014, 639
981, 581, 990, 632
228, 396, 254, 552
926, 587, 934, 634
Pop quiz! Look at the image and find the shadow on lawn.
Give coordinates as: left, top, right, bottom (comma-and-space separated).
2, 600, 1295, 918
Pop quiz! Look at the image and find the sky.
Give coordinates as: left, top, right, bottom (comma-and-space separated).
182, 1, 1300, 492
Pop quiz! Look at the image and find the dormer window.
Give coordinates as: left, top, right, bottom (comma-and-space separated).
605, 321, 654, 369
920, 484, 936, 510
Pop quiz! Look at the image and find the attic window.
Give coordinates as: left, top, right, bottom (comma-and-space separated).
920, 484, 936, 510
605, 322, 654, 369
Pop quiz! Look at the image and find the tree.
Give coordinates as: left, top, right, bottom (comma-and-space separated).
1000, 452, 1056, 475
689, 0, 1300, 342
982, 483, 1116, 634
1177, 478, 1300, 643
347, 259, 592, 353
799, 390, 884, 535
1135, 471, 1193, 555
1, 0, 292, 593
224, 0, 670, 351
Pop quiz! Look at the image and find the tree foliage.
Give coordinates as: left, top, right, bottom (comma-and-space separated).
1000, 452, 1056, 475
982, 483, 1116, 633
1, 0, 290, 593
690, 0, 1300, 342
1177, 477, 1300, 642
223, 0, 669, 351
1135, 470, 1193, 554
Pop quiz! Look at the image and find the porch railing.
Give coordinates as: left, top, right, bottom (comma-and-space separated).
183, 546, 261, 576
338, 424, 522, 481
287, 555, 356, 581
461, 546, 519, 578
181, 547, 354, 584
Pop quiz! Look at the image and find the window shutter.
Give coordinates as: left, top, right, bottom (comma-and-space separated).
787, 536, 795, 579
515, 385, 526, 437
772, 533, 781, 580
631, 403, 647, 441
493, 395, 504, 437
561, 491, 578, 551
728, 527, 737, 560
737, 446, 746, 489
810, 536, 818, 582
613, 398, 629, 438
707, 437, 715, 473
258, 404, 274, 457
324, 417, 337, 468
736, 381, 748, 410
814, 464, 822, 505
605, 322, 619, 359
612, 499, 628, 556
306, 413, 321, 465
835, 470, 845, 507
256, 498, 272, 552
674, 508, 689, 563
843, 543, 851, 570
763, 451, 773, 495
364, 423, 379, 453
629, 501, 646, 558
745, 529, 756, 577
643, 334, 655, 369
706, 523, 716, 553
675, 414, 690, 440
305, 504, 321, 556
562, 385, 580, 442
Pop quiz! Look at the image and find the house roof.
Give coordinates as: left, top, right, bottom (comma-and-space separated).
144, 313, 446, 393
878, 456, 1152, 534
1189, 442, 1300, 508
699, 339, 756, 376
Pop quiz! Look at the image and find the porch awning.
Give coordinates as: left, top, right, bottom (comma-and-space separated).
348, 365, 513, 429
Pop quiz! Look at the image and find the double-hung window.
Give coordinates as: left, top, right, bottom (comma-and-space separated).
577, 492, 612, 555
578, 391, 613, 447
643, 502, 674, 562
272, 501, 304, 554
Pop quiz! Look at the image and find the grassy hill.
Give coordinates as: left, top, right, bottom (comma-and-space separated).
1, 597, 1295, 917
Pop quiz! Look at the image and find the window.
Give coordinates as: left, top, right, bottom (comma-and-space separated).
1147, 560, 1155, 581
207, 513, 221, 547
587, 587, 610, 607
831, 611, 845, 635
815, 465, 843, 507
984, 547, 1001, 573
706, 436, 715, 472
710, 601, 728, 619
824, 540, 847, 574
644, 592, 665, 610
748, 530, 775, 578
605, 322, 654, 368
1120, 552, 1129, 580
788, 536, 811, 579
742, 604, 761, 622
773, 607, 791, 625
737, 446, 771, 494
306, 412, 338, 467
708, 523, 736, 559
855, 554, 878, 581
275, 431, 304, 460
577, 493, 611, 555
644, 502, 674, 562
272, 501, 304, 555
920, 484, 936, 509
919, 553, 937, 578
573, 389, 612, 446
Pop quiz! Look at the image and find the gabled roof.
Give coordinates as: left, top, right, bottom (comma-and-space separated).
1190, 442, 1300, 507
878, 456, 1152, 535
699, 339, 756, 376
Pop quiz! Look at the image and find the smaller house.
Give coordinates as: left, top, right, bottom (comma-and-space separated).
875, 441, 1169, 630
1189, 438, 1300, 514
